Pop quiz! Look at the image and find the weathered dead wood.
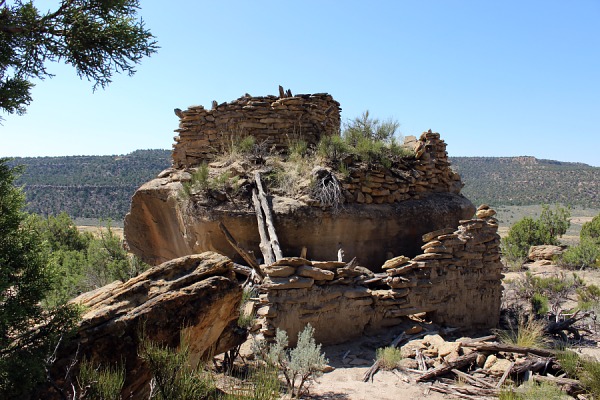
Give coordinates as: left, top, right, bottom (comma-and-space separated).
254, 172, 283, 261
390, 332, 407, 348
417, 352, 478, 382
496, 361, 514, 388
362, 360, 380, 383
544, 311, 586, 339
430, 382, 498, 399
232, 263, 252, 276
462, 342, 555, 358
451, 369, 496, 389
531, 374, 584, 394
458, 335, 497, 345
252, 188, 275, 265
218, 222, 264, 280
510, 356, 553, 375
415, 348, 427, 371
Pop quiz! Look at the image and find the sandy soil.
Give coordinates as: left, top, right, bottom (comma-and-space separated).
306, 336, 448, 400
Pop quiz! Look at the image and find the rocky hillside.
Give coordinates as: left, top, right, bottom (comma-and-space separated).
10, 149, 171, 220
450, 156, 600, 208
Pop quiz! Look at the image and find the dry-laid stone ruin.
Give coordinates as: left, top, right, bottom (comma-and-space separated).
172, 91, 341, 168
123, 88, 503, 345
256, 205, 502, 345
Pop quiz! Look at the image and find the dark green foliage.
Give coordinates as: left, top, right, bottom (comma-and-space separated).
0, 158, 79, 398
139, 334, 216, 400
29, 212, 149, 306
502, 217, 550, 260
581, 214, 600, 243
76, 358, 125, 400
560, 238, 600, 269
530, 292, 549, 315
502, 205, 570, 260
558, 212, 600, 269
343, 110, 399, 144
0, 0, 157, 118
450, 156, 600, 209
317, 134, 350, 164
576, 284, 600, 311
557, 351, 600, 398
9, 149, 171, 220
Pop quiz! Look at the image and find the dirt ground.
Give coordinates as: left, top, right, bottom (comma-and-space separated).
305, 332, 449, 400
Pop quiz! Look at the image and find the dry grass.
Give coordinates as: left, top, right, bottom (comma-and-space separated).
496, 316, 548, 349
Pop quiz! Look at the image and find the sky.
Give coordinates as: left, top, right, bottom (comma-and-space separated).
1, 1, 599, 166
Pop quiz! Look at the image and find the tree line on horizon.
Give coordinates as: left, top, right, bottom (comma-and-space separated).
5, 151, 599, 222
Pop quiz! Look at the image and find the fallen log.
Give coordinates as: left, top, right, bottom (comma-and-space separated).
462, 342, 555, 358
417, 352, 478, 382
510, 356, 554, 375
219, 222, 264, 281
531, 374, 584, 395
430, 382, 499, 399
451, 368, 496, 389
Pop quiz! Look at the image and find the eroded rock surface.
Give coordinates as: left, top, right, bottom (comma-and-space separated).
42, 252, 244, 400
125, 187, 474, 270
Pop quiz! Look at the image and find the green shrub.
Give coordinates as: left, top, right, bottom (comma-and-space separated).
576, 284, 600, 311
343, 110, 399, 144
499, 381, 565, 400
237, 287, 257, 329
259, 324, 328, 398
317, 135, 350, 163
139, 333, 216, 400
530, 293, 549, 316
237, 136, 256, 154
581, 213, 600, 243
376, 347, 403, 370
288, 138, 308, 159
557, 351, 600, 398
502, 205, 570, 261
559, 237, 600, 269
76, 358, 125, 400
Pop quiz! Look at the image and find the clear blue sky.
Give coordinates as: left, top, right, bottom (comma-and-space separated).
2, 1, 599, 166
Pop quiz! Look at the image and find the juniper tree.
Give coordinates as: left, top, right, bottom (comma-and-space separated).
0, 159, 78, 397
0, 0, 157, 118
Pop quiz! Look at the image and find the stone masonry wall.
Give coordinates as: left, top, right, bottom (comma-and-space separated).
254, 205, 502, 345
172, 92, 341, 168
336, 130, 463, 205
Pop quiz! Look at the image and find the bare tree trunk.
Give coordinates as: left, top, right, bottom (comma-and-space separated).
252, 188, 275, 265
254, 171, 283, 261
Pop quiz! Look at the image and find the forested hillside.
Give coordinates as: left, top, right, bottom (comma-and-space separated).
8, 152, 599, 221
450, 156, 600, 208
10, 150, 171, 220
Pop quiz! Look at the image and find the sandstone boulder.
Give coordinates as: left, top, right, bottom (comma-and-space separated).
44, 252, 244, 400
528, 245, 564, 261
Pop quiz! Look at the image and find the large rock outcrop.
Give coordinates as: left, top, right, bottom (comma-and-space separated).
125, 128, 475, 270
125, 184, 474, 270
42, 252, 244, 400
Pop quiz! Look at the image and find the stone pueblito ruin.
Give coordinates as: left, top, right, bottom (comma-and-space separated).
123, 88, 504, 346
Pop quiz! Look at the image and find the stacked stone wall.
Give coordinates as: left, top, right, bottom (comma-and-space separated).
337, 130, 463, 205
255, 205, 503, 345
172, 92, 341, 168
